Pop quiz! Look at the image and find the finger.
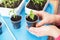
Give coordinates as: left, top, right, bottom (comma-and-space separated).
33, 11, 44, 17
28, 27, 40, 37
28, 27, 37, 34
28, 27, 39, 34
36, 19, 47, 27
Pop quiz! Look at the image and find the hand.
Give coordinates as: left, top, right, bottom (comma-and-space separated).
27, 25, 60, 38
33, 11, 60, 27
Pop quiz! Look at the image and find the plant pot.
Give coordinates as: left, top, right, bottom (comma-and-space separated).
26, 15, 39, 27
0, 0, 25, 17
25, 0, 49, 15
11, 15, 22, 29
0, 22, 2, 34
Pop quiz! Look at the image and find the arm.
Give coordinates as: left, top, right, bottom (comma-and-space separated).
55, 36, 60, 40
55, 15, 60, 27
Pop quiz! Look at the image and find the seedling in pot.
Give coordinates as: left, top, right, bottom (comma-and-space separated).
0, 22, 2, 34
26, 10, 39, 27
9, 9, 16, 18
29, 10, 35, 20
9, 9, 22, 29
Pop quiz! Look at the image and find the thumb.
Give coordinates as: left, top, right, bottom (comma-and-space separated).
33, 11, 43, 17
36, 19, 47, 27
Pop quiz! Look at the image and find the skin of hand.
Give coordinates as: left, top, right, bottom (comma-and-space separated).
33, 11, 60, 27
27, 25, 60, 38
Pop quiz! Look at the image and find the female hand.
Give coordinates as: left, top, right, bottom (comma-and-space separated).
27, 25, 60, 38
33, 11, 60, 27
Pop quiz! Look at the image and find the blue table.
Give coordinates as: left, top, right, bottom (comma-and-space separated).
0, 0, 54, 40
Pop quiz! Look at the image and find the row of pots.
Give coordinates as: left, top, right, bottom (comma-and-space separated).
0, 14, 39, 34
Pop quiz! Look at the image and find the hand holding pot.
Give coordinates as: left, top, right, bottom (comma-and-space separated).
27, 25, 60, 38
33, 11, 60, 27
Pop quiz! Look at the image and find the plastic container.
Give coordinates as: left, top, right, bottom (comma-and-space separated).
25, 0, 49, 15
0, 0, 25, 17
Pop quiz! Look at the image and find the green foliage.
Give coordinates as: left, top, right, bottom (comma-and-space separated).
1, 0, 19, 8
32, 0, 45, 6
30, 10, 35, 20
9, 9, 16, 18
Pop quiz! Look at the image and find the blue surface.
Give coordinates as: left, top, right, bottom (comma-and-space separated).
0, 18, 14, 40
0, 0, 54, 40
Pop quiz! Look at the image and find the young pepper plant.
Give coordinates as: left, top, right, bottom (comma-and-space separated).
9, 9, 16, 18
29, 10, 35, 20
32, 0, 45, 6
1, 0, 19, 8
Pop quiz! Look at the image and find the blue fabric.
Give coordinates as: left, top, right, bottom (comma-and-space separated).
0, 19, 14, 40
0, 0, 54, 40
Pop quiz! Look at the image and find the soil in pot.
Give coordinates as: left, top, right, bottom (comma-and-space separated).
26, 0, 47, 11
11, 15, 22, 29
26, 15, 39, 27
0, 22, 2, 34
0, 0, 22, 8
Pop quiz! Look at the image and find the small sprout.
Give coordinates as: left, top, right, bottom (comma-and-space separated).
9, 9, 16, 18
32, 0, 45, 6
30, 10, 35, 20
1, 0, 19, 8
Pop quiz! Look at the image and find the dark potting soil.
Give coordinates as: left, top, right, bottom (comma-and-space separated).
0, 22, 2, 26
27, 0, 47, 11
11, 15, 21, 21
26, 15, 38, 22
0, 0, 22, 8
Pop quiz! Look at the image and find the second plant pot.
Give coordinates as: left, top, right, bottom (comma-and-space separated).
11, 15, 22, 29
26, 15, 39, 27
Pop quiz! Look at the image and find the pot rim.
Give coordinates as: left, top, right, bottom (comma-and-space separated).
11, 15, 22, 23
26, 15, 39, 23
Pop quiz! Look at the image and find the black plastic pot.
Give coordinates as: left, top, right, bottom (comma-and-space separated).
26, 15, 39, 28
0, 22, 2, 34
11, 15, 22, 29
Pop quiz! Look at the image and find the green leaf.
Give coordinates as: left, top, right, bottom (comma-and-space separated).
32, 0, 44, 6
30, 10, 35, 20
9, 9, 16, 18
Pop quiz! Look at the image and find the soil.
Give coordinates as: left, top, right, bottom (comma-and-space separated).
27, 0, 47, 11
11, 15, 21, 21
0, 0, 22, 8
0, 22, 2, 26
26, 15, 38, 22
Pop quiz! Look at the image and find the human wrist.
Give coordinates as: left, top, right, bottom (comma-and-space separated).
54, 15, 60, 25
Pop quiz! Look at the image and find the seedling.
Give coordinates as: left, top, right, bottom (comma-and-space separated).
9, 9, 16, 18
1, 0, 19, 8
32, 0, 45, 6
29, 10, 35, 20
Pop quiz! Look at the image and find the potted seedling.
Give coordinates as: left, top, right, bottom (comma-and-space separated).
25, 0, 49, 14
0, 0, 25, 17
0, 22, 2, 34
9, 9, 22, 29
26, 10, 39, 27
